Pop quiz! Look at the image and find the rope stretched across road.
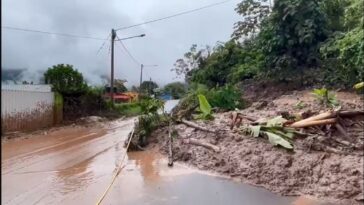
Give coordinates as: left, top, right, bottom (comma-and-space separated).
95, 127, 135, 205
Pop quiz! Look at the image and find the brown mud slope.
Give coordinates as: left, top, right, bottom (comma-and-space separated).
149, 90, 364, 205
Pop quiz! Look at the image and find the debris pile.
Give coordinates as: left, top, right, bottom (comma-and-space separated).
149, 90, 364, 204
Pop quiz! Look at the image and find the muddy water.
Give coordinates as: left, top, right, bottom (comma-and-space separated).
2, 117, 323, 205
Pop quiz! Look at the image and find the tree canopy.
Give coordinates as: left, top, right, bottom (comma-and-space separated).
44, 64, 87, 95
173, 0, 363, 88
163, 82, 187, 99
140, 81, 159, 95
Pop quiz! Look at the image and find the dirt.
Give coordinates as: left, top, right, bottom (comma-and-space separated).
149, 90, 364, 205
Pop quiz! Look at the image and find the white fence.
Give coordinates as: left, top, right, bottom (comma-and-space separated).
1, 84, 55, 133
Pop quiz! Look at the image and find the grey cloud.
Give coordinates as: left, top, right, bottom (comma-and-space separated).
2, 0, 241, 86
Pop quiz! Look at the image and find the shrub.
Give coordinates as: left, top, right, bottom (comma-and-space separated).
209, 85, 245, 110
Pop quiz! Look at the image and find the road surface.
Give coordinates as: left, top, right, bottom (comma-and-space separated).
2, 117, 318, 205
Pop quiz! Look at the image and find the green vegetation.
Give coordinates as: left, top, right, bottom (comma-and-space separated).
244, 116, 298, 150
44, 64, 87, 95
209, 85, 244, 110
140, 80, 159, 95
311, 88, 339, 108
195, 94, 213, 120
132, 98, 165, 147
162, 82, 187, 99
173, 0, 363, 89
113, 103, 142, 116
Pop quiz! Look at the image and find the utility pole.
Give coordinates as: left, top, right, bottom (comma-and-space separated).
139, 64, 143, 88
110, 29, 116, 107
139, 64, 157, 93
109, 31, 146, 101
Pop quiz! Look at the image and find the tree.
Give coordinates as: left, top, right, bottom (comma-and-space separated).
44, 64, 87, 95
171, 44, 211, 81
114, 79, 127, 92
232, 0, 271, 40
318, 0, 349, 33
319, 0, 364, 86
163, 82, 187, 99
258, 0, 328, 80
140, 81, 159, 95
186, 40, 259, 87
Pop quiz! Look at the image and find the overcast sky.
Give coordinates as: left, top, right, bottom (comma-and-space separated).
2, 0, 240, 87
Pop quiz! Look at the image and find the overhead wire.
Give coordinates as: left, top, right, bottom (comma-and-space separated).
115, 0, 233, 31
96, 34, 111, 54
115, 35, 141, 65
2, 26, 107, 41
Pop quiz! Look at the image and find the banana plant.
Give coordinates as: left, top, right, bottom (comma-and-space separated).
195, 94, 214, 120
243, 116, 299, 150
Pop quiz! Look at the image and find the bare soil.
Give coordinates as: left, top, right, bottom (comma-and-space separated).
149, 90, 364, 205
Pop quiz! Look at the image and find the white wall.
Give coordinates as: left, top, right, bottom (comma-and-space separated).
1, 84, 55, 133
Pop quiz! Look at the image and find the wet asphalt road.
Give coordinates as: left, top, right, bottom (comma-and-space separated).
2, 116, 319, 205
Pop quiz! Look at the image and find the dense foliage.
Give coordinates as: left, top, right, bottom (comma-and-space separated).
319, 0, 364, 86
258, 0, 328, 80
173, 0, 363, 89
44, 64, 87, 95
140, 80, 159, 95
162, 82, 187, 99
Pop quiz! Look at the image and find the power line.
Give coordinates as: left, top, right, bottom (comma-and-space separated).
115, 35, 141, 65
115, 0, 233, 31
2, 26, 107, 41
96, 34, 111, 54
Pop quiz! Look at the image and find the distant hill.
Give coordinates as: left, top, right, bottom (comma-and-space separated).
1, 68, 27, 83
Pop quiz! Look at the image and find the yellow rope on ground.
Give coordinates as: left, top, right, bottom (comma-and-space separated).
95, 127, 135, 205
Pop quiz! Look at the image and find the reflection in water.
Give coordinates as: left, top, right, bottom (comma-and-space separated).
127, 150, 160, 184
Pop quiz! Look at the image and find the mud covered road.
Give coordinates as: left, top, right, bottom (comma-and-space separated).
2, 117, 324, 205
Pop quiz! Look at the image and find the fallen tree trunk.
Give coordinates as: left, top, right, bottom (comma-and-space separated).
289, 111, 337, 128
338, 111, 364, 117
180, 119, 216, 133
289, 118, 337, 128
182, 138, 221, 152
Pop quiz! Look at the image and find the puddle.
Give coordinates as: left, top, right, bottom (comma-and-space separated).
103, 149, 298, 205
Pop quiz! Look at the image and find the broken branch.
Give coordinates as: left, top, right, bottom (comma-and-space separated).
289, 118, 337, 128
289, 111, 337, 128
182, 138, 221, 152
180, 119, 216, 133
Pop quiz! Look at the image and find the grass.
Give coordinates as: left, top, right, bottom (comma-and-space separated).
114, 102, 142, 117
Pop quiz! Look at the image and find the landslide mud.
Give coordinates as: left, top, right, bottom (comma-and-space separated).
150, 90, 364, 205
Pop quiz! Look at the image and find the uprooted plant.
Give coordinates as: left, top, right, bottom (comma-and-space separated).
127, 98, 167, 150
242, 116, 299, 150
231, 107, 364, 151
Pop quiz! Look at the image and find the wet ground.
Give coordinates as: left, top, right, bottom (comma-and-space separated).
2, 117, 325, 205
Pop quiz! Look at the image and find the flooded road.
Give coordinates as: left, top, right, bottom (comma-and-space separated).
2, 117, 322, 205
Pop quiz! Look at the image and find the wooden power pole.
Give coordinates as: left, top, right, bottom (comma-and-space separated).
110, 29, 116, 106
